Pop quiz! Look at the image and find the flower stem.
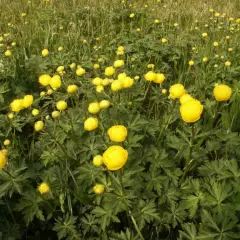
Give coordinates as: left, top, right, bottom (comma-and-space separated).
179, 124, 195, 185
119, 169, 144, 240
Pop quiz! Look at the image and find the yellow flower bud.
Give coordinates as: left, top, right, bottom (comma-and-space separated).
169, 83, 185, 99
52, 111, 61, 119
93, 184, 104, 194
144, 71, 156, 81
84, 117, 99, 131
38, 182, 50, 194
0, 152, 6, 169
180, 100, 203, 123
23, 95, 33, 108
3, 139, 10, 146
76, 67, 86, 76
108, 125, 128, 142
39, 74, 51, 86
67, 85, 78, 93
153, 73, 165, 84
92, 77, 102, 86
114, 60, 124, 68
213, 84, 232, 101
34, 121, 44, 131
42, 49, 49, 57
111, 80, 122, 91
32, 109, 40, 116
56, 101, 67, 111
88, 102, 100, 114
103, 145, 128, 171
93, 155, 103, 167
10, 99, 24, 112
99, 100, 110, 109
50, 75, 62, 89
105, 66, 115, 76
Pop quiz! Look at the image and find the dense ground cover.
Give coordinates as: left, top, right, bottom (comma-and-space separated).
0, 0, 240, 239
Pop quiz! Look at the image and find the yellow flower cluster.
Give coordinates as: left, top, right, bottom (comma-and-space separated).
10, 95, 33, 112
144, 71, 165, 84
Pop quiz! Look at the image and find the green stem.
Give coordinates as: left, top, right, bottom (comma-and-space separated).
179, 124, 195, 185
2, 169, 14, 179
119, 170, 144, 240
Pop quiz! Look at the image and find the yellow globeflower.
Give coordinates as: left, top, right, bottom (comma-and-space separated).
202, 32, 208, 37
52, 111, 61, 119
161, 38, 167, 43
56, 101, 67, 111
96, 85, 104, 93
32, 109, 40, 116
225, 61, 231, 67
99, 100, 110, 109
189, 60, 194, 66
180, 94, 194, 105
92, 77, 102, 86
129, 13, 135, 18
180, 100, 203, 123
38, 182, 50, 194
111, 80, 122, 91
108, 125, 128, 142
118, 73, 127, 81
122, 77, 134, 88
93, 155, 103, 167
5, 50, 12, 57
203, 57, 208, 63
3, 139, 10, 146
84, 117, 99, 131
93, 63, 100, 69
103, 145, 128, 171
34, 121, 44, 131
76, 67, 86, 76
213, 42, 219, 47
1, 149, 8, 156
40, 91, 46, 97
102, 78, 110, 86
42, 49, 49, 57
153, 73, 165, 84
50, 75, 62, 89
47, 89, 53, 95
105, 66, 115, 76
39, 74, 51, 86
162, 89, 167, 94
0, 151, 6, 169
10, 99, 24, 112
169, 84, 185, 99
114, 60, 124, 68
67, 84, 78, 93
213, 84, 232, 101
56, 66, 64, 72
93, 184, 104, 194
8, 113, 14, 119
144, 71, 156, 81
70, 63, 76, 69
23, 95, 33, 108
88, 102, 100, 114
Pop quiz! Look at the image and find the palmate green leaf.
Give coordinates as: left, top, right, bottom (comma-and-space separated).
197, 210, 240, 240
202, 179, 233, 212
81, 214, 99, 236
198, 160, 226, 177
53, 214, 80, 240
92, 205, 120, 230
15, 190, 44, 225
110, 228, 138, 240
133, 199, 160, 230
178, 223, 198, 240
0, 166, 31, 197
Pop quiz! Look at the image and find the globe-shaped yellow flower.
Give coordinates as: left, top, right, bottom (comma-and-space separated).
92, 77, 102, 86
76, 67, 86, 76
88, 102, 100, 114
114, 60, 124, 68
42, 49, 49, 57
105, 66, 115, 76
169, 83, 185, 99
39, 74, 51, 86
38, 182, 50, 194
50, 75, 62, 89
5, 50, 12, 57
3, 139, 10, 146
84, 117, 99, 131
67, 85, 78, 93
93, 155, 103, 167
153, 73, 165, 84
144, 71, 156, 81
180, 94, 194, 105
103, 145, 128, 171
180, 100, 203, 123
23, 95, 33, 108
10, 99, 24, 112
213, 84, 232, 101
99, 100, 110, 109
32, 109, 40, 116
122, 77, 134, 88
52, 111, 60, 119
96, 85, 104, 93
56, 101, 67, 111
93, 184, 104, 194
108, 125, 128, 142
111, 80, 122, 91
0, 151, 6, 169
34, 121, 44, 131
102, 79, 110, 86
